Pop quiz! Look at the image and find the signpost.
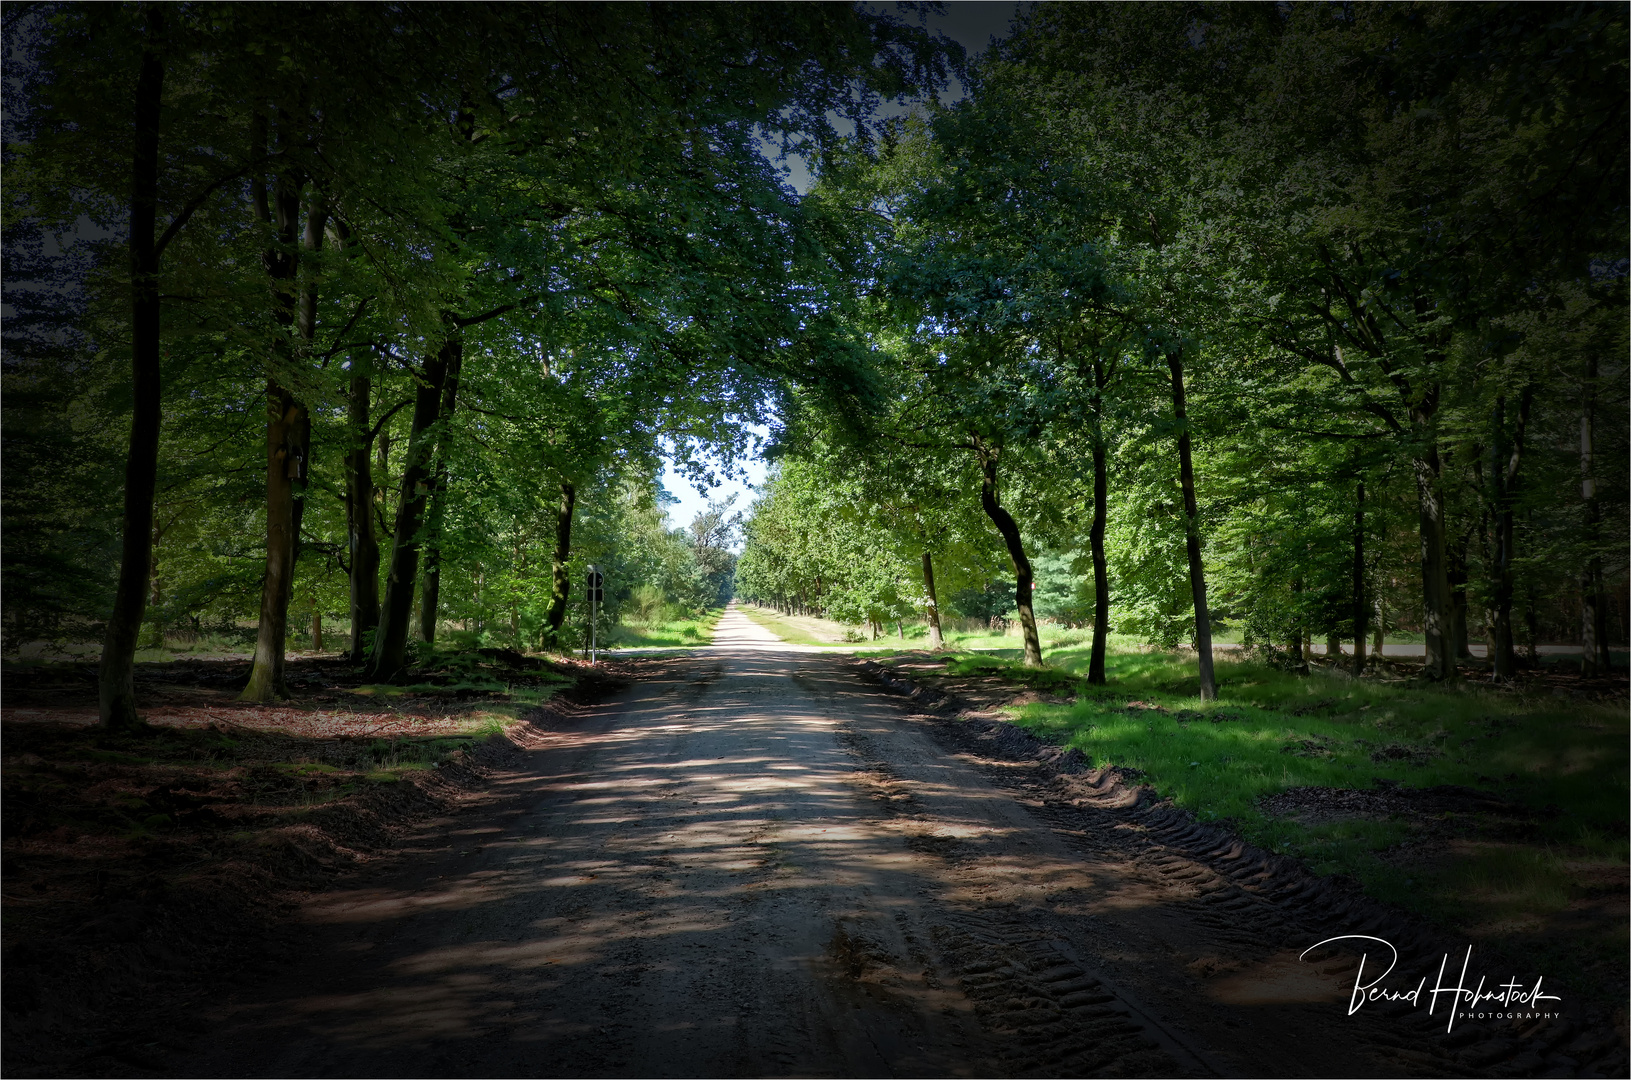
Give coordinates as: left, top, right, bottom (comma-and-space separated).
587, 565, 604, 664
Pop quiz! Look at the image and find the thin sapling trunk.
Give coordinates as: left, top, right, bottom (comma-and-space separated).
921, 550, 944, 650
1167, 349, 1217, 700
976, 449, 1044, 668
1088, 354, 1110, 685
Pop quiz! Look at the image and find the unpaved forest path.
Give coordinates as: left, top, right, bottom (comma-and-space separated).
163, 607, 1542, 1078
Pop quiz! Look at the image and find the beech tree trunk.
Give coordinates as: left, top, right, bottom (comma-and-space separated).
1580, 357, 1608, 676
242, 384, 309, 700
241, 128, 312, 701
1088, 355, 1110, 685
1411, 389, 1455, 680
99, 10, 165, 730
975, 451, 1044, 667
419, 458, 449, 644
285, 193, 325, 615
543, 481, 577, 647
1351, 482, 1367, 675
1167, 350, 1217, 700
921, 550, 944, 650
419, 346, 462, 644
1491, 389, 1531, 681
345, 367, 380, 661
365, 336, 458, 681
419, 527, 442, 644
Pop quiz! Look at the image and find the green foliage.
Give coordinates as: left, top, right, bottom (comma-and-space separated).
3, 4, 961, 658
605, 607, 722, 649
741, 1, 1627, 674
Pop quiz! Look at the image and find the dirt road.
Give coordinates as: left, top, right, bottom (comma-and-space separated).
164, 608, 1579, 1078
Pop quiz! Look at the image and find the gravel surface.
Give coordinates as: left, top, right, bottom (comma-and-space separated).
158, 609, 1621, 1078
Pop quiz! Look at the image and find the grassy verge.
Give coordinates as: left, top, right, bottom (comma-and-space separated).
604, 608, 722, 648
877, 642, 1629, 1001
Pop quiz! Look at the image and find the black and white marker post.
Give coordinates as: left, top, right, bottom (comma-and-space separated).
587, 565, 604, 664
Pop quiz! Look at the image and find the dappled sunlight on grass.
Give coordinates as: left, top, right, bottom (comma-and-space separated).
931, 643, 1628, 838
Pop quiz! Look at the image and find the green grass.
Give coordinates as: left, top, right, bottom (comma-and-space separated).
605, 608, 722, 648
932, 644, 1627, 841
876, 640, 1628, 996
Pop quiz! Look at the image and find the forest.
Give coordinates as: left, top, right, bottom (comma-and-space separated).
3, 5, 1629, 1076
4, 2, 1626, 710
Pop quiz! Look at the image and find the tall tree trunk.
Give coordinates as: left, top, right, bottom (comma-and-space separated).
365, 337, 457, 681
1352, 481, 1367, 675
419, 459, 448, 644
1491, 388, 1531, 681
241, 384, 308, 700
1088, 355, 1110, 685
543, 481, 577, 647
418, 343, 463, 644
286, 401, 312, 604
921, 550, 944, 650
1580, 356, 1608, 676
976, 450, 1044, 667
241, 134, 310, 701
1167, 350, 1217, 700
418, 530, 442, 644
1411, 390, 1455, 680
99, 10, 165, 731
287, 191, 327, 605
345, 366, 380, 661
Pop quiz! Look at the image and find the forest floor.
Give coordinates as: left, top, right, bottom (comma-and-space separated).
0, 647, 616, 1076
3, 614, 1625, 1077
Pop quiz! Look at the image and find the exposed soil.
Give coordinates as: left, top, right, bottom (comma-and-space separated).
5, 616, 1626, 1077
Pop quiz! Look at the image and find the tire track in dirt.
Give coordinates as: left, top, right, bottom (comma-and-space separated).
850, 658, 1626, 1079
836, 726, 1203, 1077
